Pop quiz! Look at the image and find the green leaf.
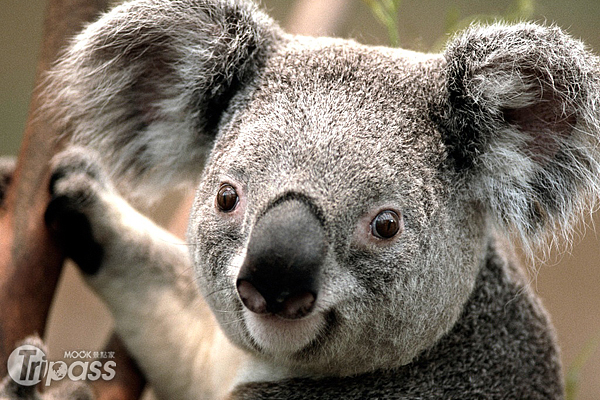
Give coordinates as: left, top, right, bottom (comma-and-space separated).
361, 0, 402, 47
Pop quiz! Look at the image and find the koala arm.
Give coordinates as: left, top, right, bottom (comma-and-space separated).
45, 149, 245, 400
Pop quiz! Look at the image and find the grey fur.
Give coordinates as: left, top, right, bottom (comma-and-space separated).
229, 238, 562, 399
44, 0, 281, 198
29, 0, 600, 398
436, 23, 600, 255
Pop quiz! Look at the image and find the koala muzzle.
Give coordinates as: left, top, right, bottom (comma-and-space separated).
236, 199, 327, 320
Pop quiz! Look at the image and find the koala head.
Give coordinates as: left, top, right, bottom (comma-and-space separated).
47, 0, 600, 376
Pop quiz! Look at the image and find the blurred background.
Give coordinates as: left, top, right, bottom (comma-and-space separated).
1, 0, 599, 398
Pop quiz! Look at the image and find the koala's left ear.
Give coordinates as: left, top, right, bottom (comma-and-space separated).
45, 0, 282, 199
436, 23, 600, 248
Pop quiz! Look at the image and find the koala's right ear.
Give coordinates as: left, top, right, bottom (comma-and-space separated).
45, 0, 281, 199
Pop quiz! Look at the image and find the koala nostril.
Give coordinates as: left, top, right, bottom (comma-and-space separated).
237, 279, 268, 315
279, 291, 316, 319
237, 278, 316, 319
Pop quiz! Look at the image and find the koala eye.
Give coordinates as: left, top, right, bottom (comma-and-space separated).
371, 210, 402, 239
216, 184, 239, 212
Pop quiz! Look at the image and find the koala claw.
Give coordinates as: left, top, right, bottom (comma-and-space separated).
45, 148, 108, 275
47, 147, 107, 198
0, 377, 94, 400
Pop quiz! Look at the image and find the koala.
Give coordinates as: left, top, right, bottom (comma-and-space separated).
27, 0, 600, 398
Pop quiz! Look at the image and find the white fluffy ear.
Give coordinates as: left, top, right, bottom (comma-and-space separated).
45, 0, 281, 200
436, 23, 600, 253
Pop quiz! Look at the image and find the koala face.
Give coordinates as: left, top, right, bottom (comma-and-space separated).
47, 0, 600, 381
189, 38, 487, 375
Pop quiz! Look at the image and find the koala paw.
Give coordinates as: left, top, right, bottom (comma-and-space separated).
0, 336, 95, 400
45, 148, 109, 275
0, 376, 94, 400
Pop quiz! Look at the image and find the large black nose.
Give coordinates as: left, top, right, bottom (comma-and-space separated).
236, 199, 327, 320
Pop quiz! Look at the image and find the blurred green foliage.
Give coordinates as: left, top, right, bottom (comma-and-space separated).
360, 0, 402, 47
566, 335, 600, 400
362, 0, 535, 50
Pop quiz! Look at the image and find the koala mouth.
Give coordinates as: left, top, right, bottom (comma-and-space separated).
243, 309, 327, 355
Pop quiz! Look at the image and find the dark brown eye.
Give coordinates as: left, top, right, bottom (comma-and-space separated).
216, 184, 238, 212
371, 210, 401, 239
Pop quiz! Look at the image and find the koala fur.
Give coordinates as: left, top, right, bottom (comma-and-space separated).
30, 0, 600, 398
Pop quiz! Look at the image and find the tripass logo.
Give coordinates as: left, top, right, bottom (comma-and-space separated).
7, 344, 116, 386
